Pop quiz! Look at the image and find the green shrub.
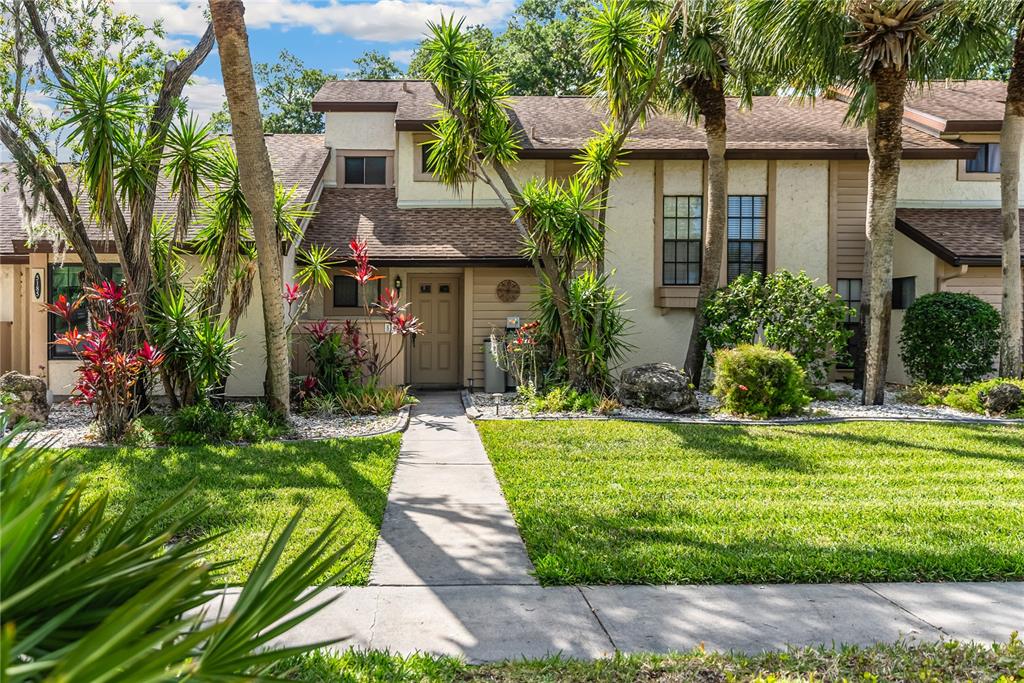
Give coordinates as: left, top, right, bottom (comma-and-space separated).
702, 270, 851, 384
526, 385, 601, 413
712, 344, 810, 418
899, 292, 1000, 385
336, 385, 415, 415
162, 402, 288, 445
940, 378, 1024, 417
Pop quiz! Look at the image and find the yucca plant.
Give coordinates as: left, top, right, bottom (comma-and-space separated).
164, 115, 220, 242
0, 419, 355, 681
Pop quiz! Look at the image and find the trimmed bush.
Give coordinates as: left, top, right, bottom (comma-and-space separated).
701, 270, 852, 384
899, 292, 1000, 385
712, 345, 810, 418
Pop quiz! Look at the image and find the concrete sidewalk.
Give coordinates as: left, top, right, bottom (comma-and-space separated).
209, 581, 1023, 663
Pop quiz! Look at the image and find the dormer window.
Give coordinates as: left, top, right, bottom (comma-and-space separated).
964, 143, 1000, 174
345, 156, 387, 185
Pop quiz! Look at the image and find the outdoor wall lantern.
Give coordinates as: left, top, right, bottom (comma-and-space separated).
393, 274, 403, 295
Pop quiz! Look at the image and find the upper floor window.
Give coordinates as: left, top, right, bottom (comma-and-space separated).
892, 276, 916, 310
727, 195, 767, 282
965, 143, 1000, 174
420, 140, 437, 175
49, 263, 123, 359
344, 156, 387, 185
332, 275, 359, 308
663, 195, 703, 286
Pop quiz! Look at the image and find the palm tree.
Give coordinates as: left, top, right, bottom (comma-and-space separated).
209, 0, 291, 416
660, 0, 758, 385
1001, 18, 1024, 378
740, 0, 994, 404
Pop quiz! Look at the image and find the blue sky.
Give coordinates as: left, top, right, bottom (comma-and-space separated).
119, 0, 517, 122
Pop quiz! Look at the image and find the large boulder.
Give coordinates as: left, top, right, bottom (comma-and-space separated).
618, 363, 698, 413
0, 371, 50, 426
980, 382, 1023, 416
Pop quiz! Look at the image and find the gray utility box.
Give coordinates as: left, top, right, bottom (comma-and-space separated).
483, 340, 507, 393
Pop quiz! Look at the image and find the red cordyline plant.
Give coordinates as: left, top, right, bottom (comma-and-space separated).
299, 240, 422, 392
45, 281, 164, 441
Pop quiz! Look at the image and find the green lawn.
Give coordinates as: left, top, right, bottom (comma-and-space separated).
476, 420, 1024, 585
277, 637, 1024, 682
66, 435, 402, 584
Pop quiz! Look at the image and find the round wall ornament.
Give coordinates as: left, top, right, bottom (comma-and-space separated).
496, 279, 521, 303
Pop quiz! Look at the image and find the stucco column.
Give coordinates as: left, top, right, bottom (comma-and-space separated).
27, 253, 48, 381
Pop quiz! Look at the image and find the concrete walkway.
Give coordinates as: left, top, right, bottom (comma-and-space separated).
208, 393, 1024, 663
369, 392, 537, 586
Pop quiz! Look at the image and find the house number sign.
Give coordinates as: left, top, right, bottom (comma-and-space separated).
34, 272, 42, 299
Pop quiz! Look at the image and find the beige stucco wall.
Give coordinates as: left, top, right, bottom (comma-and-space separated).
324, 111, 396, 151
897, 159, 1024, 207
605, 160, 696, 369
886, 232, 939, 385
727, 160, 768, 195
662, 160, 703, 194
394, 131, 546, 207
774, 160, 830, 283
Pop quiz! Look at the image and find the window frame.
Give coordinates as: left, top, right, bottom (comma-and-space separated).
338, 150, 393, 188
958, 142, 1001, 181
835, 278, 862, 371
413, 134, 439, 182
892, 276, 916, 310
323, 270, 381, 317
661, 195, 704, 286
726, 194, 768, 283
47, 263, 123, 360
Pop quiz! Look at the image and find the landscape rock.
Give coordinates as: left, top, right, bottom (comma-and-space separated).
0, 371, 50, 426
617, 363, 698, 414
980, 383, 1023, 415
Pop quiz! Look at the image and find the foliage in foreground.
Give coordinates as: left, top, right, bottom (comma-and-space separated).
899, 292, 1002, 385
273, 636, 1024, 682
712, 345, 810, 418
477, 419, 1024, 585
132, 400, 290, 447
63, 433, 401, 585
0, 420, 354, 681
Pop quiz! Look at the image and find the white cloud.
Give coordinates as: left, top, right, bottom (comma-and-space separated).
181, 75, 226, 125
114, 0, 513, 43
389, 48, 415, 65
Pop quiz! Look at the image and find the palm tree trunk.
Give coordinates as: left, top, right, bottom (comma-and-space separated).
683, 81, 727, 386
999, 29, 1024, 379
210, 0, 290, 416
860, 66, 907, 406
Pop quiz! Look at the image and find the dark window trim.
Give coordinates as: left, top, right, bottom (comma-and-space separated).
726, 194, 768, 282
662, 195, 703, 286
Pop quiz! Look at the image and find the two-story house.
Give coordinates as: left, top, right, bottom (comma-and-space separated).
2, 79, 1021, 394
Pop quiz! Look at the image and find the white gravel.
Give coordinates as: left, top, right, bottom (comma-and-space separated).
467, 383, 1022, 424
9, 400, 406, 449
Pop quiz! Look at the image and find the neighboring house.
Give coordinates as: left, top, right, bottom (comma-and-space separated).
1, 80, 1021, 394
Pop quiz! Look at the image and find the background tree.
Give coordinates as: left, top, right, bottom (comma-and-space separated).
211, 50, 331, 133
210, 0, 292, 416
408, 0, 593, 95
659, 0, 759, 385
350, 50, 405, 79
741, 0, 998, 404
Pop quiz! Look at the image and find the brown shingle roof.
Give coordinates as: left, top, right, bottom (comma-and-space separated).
895, 208, 1024, 266
0, 134, 329, 256
302, 187, 524, 262
903, 81, 1006, 134
312, 80, 974, 159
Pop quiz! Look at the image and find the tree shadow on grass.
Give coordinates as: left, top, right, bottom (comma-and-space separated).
517, 504, 1024, 586
642, 423, 820, 473
67, 437, 401, 581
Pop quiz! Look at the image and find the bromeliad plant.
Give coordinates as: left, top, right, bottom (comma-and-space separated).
45, 281, 164, 441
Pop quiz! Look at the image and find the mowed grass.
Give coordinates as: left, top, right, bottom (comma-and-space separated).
65, 435, 402, 584
276, 637, 1024, 682
476, 420, 1024, 585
